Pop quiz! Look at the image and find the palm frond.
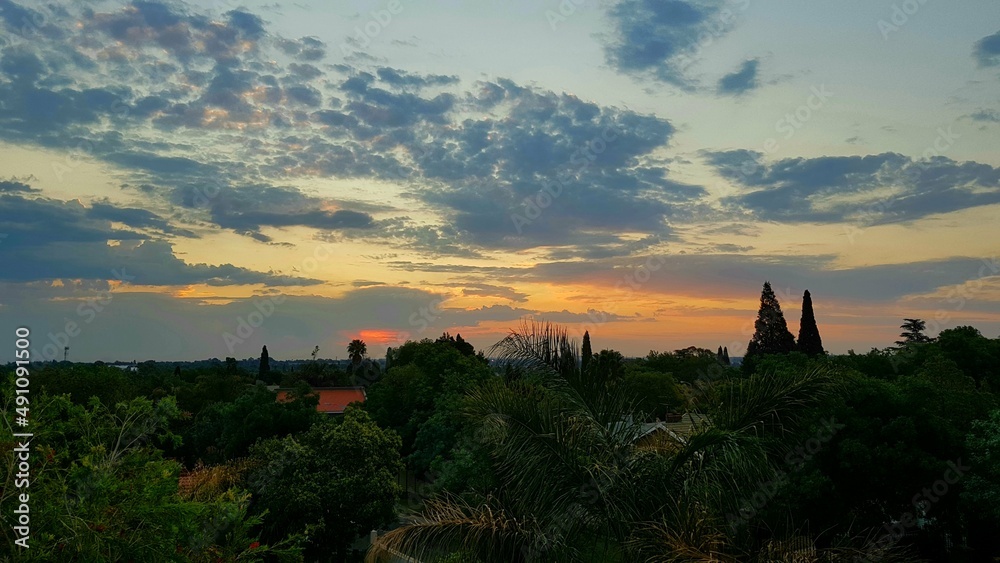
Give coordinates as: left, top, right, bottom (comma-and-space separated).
366, 496, 544, 563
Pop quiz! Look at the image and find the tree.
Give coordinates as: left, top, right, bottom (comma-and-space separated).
246, 407, 402, 559
746, 281, 797, 361
581, 330, 593, 373
796, 290, 825, 357
963, 410, 1000, 558
436, 332, 476, 357
369, 322, 854, 562
364, 339, 493, 475
181, 384, 319, 465
723, 346, 730, 365
0, 391, 300, 560
454, 334, 475, 357
348, 339, 367, 364
259, 345, 271, 381
896, 318, 933, 347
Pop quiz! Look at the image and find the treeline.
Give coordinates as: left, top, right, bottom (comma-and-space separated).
4, 303, 1000, 561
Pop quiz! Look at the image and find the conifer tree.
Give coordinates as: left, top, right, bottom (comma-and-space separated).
796, 290, 825, 357
722, 347, 730, 365
746, 281, 797, 361
258, 345, 271, 380
581, 331, 593, 373
896, 318, 933, 346
717, 346, 725, 364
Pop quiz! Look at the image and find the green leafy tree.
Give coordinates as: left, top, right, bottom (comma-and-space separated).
368, 322, 867, 563
796, 289, 825, 357
935, 326, 1000, 389
182, 384, 320, 465
622, 363, 684, 421
895, 318, 933, 347
645, 347, 732, 384
963, 410, 1000, 559
438, 333, 477, 357
745, 281, 797, 366
245, 407, 402, 559
0, 388, 300, 561
365, 339, 492, 476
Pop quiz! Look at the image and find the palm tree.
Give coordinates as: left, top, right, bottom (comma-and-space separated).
348, 339, 367, 365
368, 321, 908, 563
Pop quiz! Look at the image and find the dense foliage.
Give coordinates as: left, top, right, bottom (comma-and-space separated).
4, 315, 1000, 562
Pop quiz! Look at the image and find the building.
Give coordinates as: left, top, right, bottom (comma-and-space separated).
273, 386, 367, 414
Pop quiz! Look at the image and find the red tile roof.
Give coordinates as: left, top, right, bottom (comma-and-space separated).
275, 387, 366, 414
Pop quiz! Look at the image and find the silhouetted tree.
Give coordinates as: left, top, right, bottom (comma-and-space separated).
258, 345, 271, 379
796, 290, 825, 357
746, 281, 797, 362
717, 346, 725, 364
437, 332, 475, 356
582, 331, 593, 373
723, 346, 730, 365
896, 318, 933, 346
347, 339, 366, 364
454, 333, 475, 356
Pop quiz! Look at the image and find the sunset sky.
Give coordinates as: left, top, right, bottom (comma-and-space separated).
1, 0, 999, 362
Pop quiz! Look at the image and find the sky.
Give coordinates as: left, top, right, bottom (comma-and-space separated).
1, 0, 999, 362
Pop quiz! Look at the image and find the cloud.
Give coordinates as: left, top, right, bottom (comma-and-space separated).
276, 36, 327, 61
603, 0, 736, 86
461, 283, 529, 303
717, 58, 760, 96
375, 67, 459, 89
974, 29, 1000, 68
0, 0, 703, 260
968, 109, 1000, 123
0, 284, 640, 361
0, 191, 319, 286
704, 150, 1000, 223
0, 179, 36, 193
87, 202, 196, 237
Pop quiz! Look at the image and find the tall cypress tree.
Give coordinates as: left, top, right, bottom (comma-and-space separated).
796, 290, 824, 357
746, 281, 797, 360
581, 331, 593, 373
722, 347, 730, 365
259, 345, 271, 380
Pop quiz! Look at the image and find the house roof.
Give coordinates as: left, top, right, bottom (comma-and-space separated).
274, 386, 366, 414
